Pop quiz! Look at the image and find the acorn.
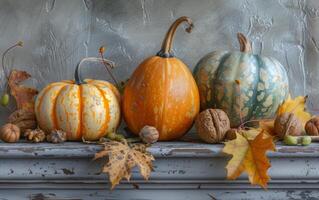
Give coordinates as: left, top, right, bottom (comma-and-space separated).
0, 123, 20, 143
139, 126, 159, 144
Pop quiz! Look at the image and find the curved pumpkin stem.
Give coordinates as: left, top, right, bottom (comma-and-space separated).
237, 33, 252, 53
74, 57, 115, 85
157, 16, 193, 58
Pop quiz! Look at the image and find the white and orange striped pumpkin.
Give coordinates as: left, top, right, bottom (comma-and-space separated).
35, 58, 121, 141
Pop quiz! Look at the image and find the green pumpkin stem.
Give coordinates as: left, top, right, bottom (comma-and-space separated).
237, 33, 252, 53
157, 16, 193, 58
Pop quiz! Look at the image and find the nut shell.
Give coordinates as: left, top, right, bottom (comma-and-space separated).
195, 109, 230, 143
47, 130, 67, 143
305, 117, 319, 136
274, 113, 302, 139
24, 128, 46, 143
0, 123, 20, 143
139, 126, 159, 144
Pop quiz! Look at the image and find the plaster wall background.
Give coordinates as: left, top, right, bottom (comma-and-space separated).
0, 0, 318, 121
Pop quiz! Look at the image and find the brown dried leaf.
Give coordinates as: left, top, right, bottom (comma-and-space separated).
8, 109, 36, 123
259, 119, 275, 136
8, 70, 38, 112
8, 109, 37, 133
94, 141, 154, 189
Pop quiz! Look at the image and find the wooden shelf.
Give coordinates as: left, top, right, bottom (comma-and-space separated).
1, 140, 319, 158
0, 141, 318, 199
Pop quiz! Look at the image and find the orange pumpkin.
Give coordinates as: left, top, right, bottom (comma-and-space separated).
123, 16, 200, 141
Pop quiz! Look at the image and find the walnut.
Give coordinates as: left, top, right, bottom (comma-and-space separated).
274, 113, 303, 139
47, 130, 67, 143
8, 109, 37, 133
305, 117, 319, 136
24, 128, 46, 143
139, 126, 159, 144
0, 123, 20, 143
195, 109, 230, 143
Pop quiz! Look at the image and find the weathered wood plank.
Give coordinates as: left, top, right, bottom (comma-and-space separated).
0, 141, 318, 199
1, 141, 319, 158
0, 188, 317, 200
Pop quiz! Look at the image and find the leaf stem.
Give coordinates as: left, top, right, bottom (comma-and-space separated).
99, 46, 120, 89
239, 118, 272, 129
1, 41, 23, 81
126, 137, 142, 143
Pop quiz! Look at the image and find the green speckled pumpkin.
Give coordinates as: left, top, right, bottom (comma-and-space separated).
193, 33, 289, 127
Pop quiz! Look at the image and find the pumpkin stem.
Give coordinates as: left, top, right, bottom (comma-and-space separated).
157, 16, 193, 58
74, 57, 115, 85
237, 33, 252, 53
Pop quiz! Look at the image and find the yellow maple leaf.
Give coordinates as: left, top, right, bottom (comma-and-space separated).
223, 130, 275, 188
94, 141, 154, 189
259, 96, 311, 135
276, 95, 311, 125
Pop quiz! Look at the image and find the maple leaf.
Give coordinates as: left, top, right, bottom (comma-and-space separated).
259, 119, 275, 136
259, 96, 311, 135
8, 70, 38, 112
223, 129, 275, 188
94, 141, 154, 189
276, 95, 311, 126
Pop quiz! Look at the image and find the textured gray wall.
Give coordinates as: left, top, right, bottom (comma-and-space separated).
1, 0, 319, 121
